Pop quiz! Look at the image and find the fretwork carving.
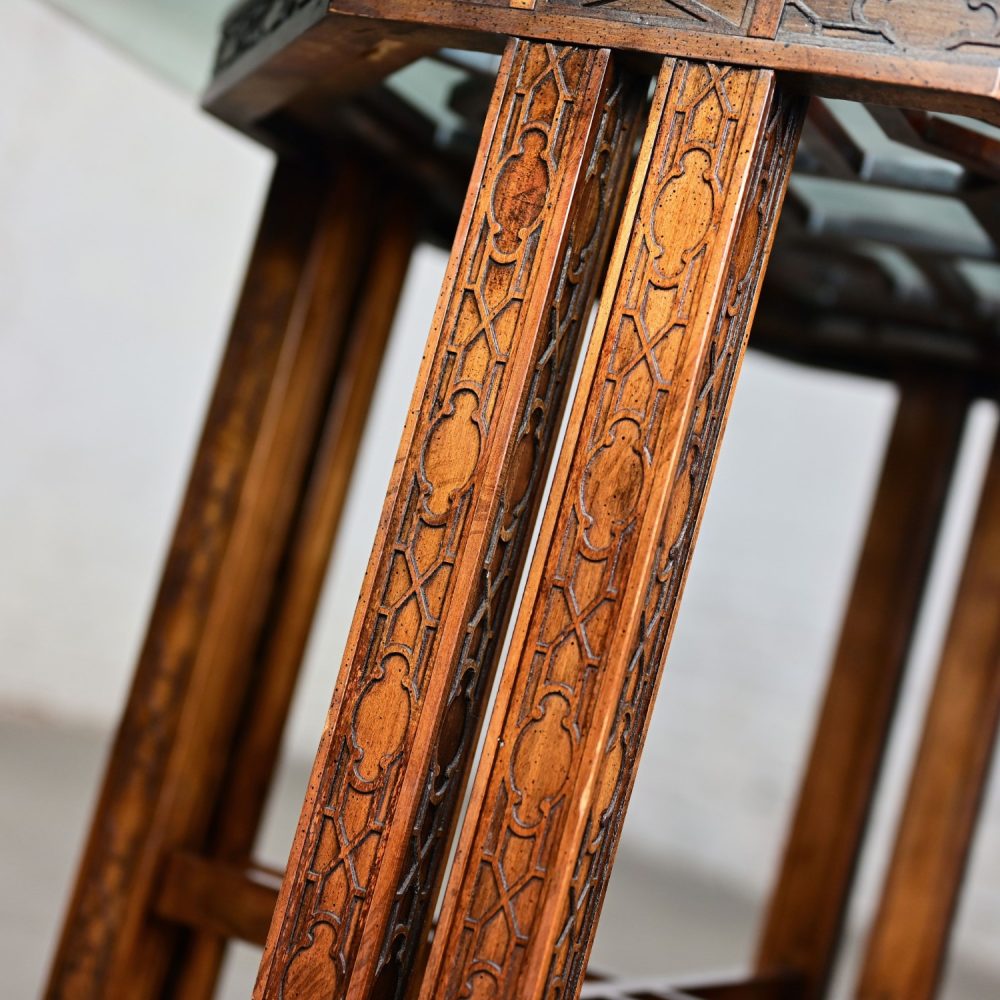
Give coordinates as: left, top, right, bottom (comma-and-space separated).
424, 58, 803, 1000
254, 40, 647, 1000
546, 86, 806, 997
543, 0, 753, 32
369, 67, 648, 1000
777, 0, 1000, 53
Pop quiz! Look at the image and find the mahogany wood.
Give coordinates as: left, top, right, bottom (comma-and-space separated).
166, 190, 419, 1000
45, 156, 394, 999
253, 39, 648, 1000
855, 425, 1000, 1000
755, 382, 969, 999
46, 0, 1000, 995
45, 159, 326, 1000
423, 58, 805, 1000
154, 854, 283, 949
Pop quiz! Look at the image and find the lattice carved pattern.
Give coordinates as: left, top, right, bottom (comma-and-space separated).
267, 41, 629, 999
370, 69, 648, 999
541, 0, 753, 33
777, 0, 1000, 52
546, 89, 806, 998
435, 61, 786, 1000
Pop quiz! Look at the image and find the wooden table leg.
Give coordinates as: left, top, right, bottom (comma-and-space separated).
422, 59, 805, 1000
755, 382, 968, 999
855, 426, 1000, 1000
253, 40, 647, 1000
44, 154, 387, 1000
163, 190, 420, 1000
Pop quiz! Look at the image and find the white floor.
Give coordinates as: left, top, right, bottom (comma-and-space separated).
3, 713, 996, 999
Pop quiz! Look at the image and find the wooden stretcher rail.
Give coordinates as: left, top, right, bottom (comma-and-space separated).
154, 854, 281, 948
152, 855, 800, 1000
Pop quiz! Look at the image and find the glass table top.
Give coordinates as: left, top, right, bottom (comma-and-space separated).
41, 0, 1000, 158
41, 0, 500, 142
42, 0, 1000, 377
43, 0, 233, 92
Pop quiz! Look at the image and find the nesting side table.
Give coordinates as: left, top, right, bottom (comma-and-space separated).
46, 4, 1000, 1000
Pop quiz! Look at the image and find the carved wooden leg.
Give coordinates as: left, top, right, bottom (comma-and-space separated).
422, 60, 806, 1000
161, 191, 419, 1000
755, 382, 968, 999
253, 39, 647, 1000
855, 427, 1000, 1000
45, 155, 388, 1000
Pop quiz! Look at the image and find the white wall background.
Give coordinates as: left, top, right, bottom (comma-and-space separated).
1, 0, 998, 991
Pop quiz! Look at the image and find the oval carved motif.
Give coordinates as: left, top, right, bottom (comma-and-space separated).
580, 418, 644, 551
422, 389, 481, 517
504, 410, 541, 524
650, 148, 714, 280
570, 167, 603, 271
282, 922, 339, 999
510, 693, 573, 827
492, 129, 550, 253
352, 653, 411, 783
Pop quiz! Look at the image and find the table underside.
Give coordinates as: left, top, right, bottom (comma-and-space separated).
204, 0, 1000, 389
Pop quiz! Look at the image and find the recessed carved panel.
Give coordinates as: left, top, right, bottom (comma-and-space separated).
542, 0, 754, 32
428, 59, 798, 999
777, 0, 1000, 53
546, 87, 806, 997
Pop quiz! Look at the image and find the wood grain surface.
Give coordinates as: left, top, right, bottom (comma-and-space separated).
756, 383, 969, 1000
423, 57, 805, 1000
856, 424, 1000, 1000
44, 156, 390, 1000
163, 188, 420, 1000
253, 39, 648, 1000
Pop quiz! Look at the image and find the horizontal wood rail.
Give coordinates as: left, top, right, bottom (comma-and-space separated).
154, 854, 280, 948
153, 861, 799, 1000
